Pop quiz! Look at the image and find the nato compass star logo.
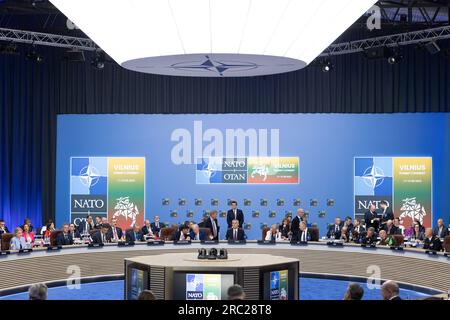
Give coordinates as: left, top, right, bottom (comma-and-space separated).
362, 165, 385, 189
170, 55, 259, 76
79, 165, 101, 188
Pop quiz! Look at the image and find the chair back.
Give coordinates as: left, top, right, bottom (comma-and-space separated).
50, 230, 63, 246
444, 235, 450, 253
199, 228, 211, 239
1, 233, 13, 251
393, 234, 404, 246
160, 227, 177, 241
309, 227, 319, 241
261, 227, 270, 240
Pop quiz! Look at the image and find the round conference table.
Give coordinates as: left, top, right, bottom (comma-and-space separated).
1, 241, 449, 297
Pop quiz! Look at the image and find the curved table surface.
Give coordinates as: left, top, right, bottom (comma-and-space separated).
1, 241, 449, 296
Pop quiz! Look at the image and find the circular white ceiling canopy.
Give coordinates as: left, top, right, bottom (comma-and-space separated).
50, 0, 377, 77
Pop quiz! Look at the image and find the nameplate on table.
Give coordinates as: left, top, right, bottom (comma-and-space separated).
425, 249, 438, 255
18, 248, 33, 254
291, 241, 308, 246
390, 246, 404, 251
174, 240, 191, 245
257, 240, 276, 245
227, 240, 246, 245
201, 240, 219, 245
327, 241, 344, 247
118, 241, 135, 247
88, 243, 104, 248
47, 246, 62, 251
361, 244, 377, 249
0, 251, 10, 256
147, 240, 165, 246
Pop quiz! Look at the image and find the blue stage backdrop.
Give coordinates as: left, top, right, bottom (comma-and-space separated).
56, 113, 449, 239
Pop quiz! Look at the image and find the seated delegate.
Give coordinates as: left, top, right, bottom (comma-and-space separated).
10, 227, 28, 250
55, 224, 74, 246
225, 219, 246, 241
265, 224, 282, 242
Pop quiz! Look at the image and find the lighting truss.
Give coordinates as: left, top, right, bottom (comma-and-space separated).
0, 27, 98, 51
319, 25, 450, 57
1, 25, 450, 59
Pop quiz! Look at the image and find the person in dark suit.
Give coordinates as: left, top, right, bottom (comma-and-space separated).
379, 200, 394, 229
364, 204, 379, 231
343, 216, 354, 235
290, 208, 306, 241
197, 216, 208, 228
190, 224, 205, 241
351, 218, 365, 243
361, 227, 377, 245
204, 210, 220, 240
433, 218, 449, 238
298, 221, 310, 242
141, 219, 154, 237
423, 228, 443, 251
225, 219, 246, 241
383, 219, 399, 235
279, 218, 291, 240
150, 215, 165, 235
381, 281, 402, 300
78, 215, 95, 235
108, 218, 123, 242
175, 225, 191, 241
91, 224, 110, 244
226, 200, 244, 228
55, 224, 74, 246
68, 223, 80, 238
327, 217, 342, 239
94, 216, 103, 229
126, 224, 144, 243
0, 219, 10, 235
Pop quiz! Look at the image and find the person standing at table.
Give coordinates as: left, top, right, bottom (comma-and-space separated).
227, 200, 244, 228
379, 200, 394, 229
205, 210, 220, 240
78, 215, 95, 235
364, 204, 379, 232
291, 208, 306, 241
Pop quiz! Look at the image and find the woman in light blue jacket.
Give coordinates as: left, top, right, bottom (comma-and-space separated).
10, 227, 28, 250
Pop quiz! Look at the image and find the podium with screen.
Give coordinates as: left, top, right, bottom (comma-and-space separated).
124, 253, 299, 300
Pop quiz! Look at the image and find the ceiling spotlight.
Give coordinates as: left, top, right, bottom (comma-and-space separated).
64, 49, 85, 62
424, 41, 440, 55
387, 53, 403, 65
321, 60, 333, 72
91, 52, 105, 69
26, 48, 44, 63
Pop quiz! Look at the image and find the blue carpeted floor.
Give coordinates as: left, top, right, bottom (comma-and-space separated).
1, 278, 429, 300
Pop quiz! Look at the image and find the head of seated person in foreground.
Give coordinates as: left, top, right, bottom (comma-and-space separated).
227, 284, 245, 300
138, 290, 156, 300
378, 230, 388, 245
381, 280, 401, 300
28, 283, 48, 300
343, 283, 364, 300
340, 226, 348, 242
